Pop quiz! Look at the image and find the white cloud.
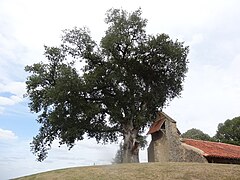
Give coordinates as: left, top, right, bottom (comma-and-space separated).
0, 81, 26, 97
0, 107, 4, 114
189, 34, 204, 46
0, 136, 146, 180
228, 55, 240, 80
164, 54, 240, 136
0, 82, 25, 114
0, 95, 22, 106
0, 128, 18, 140
0, 138, 117, 179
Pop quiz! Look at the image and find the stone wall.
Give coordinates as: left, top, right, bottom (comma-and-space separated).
148, 131, 169, 162
181, 143, 208, 163
148, 115, 208, 163
165, 120, 184, 162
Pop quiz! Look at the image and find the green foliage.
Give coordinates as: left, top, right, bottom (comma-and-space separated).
112, 143, 124, 164
25, 8, 189, 161
214, 116, 240, 145
181, 128, 212, 141
137, 135, 148, 150
112, 135, 148, 164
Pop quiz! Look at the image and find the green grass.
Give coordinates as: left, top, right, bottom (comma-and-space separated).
13, 162, 240, 180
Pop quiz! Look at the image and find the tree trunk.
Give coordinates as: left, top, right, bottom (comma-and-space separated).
122, 125, 140, 163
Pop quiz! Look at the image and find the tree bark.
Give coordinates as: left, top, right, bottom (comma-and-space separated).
122, 125, 140, 163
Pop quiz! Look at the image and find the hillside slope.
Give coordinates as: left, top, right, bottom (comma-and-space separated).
14, 162, 240, 180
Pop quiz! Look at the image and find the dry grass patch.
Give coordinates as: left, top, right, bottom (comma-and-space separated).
14, 162, 240, 180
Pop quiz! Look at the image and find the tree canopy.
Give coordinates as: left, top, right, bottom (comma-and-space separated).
181, 128, 212, 141
214, 116, 240, 145
25, 8, 189, 162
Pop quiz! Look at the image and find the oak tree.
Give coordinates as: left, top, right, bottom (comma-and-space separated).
25, 8, 189, 162
214, 116, 240, 145
181, 128, 212, 141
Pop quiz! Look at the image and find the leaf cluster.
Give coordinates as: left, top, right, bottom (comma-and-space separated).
214, 116, 240, 145
181, 128, 212, 141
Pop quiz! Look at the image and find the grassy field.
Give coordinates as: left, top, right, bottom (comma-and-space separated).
14, 162, 240, 180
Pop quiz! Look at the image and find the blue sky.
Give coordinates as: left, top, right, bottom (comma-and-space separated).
1, 0, 240, 179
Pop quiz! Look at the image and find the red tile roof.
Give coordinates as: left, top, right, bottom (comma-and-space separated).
147, 118, 165, 135
183, 139, 240, 160
147, 112, 176, 135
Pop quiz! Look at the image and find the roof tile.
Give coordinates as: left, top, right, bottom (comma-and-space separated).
147, 112, 176, 135
183, 139, 240, 159
147, 118, 165, 135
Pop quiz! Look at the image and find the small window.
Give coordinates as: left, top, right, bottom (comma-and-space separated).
160, 121, 165, 129
152, 130, 164, 141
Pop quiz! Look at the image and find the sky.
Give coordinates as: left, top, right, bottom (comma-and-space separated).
1, 0, 240, 179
